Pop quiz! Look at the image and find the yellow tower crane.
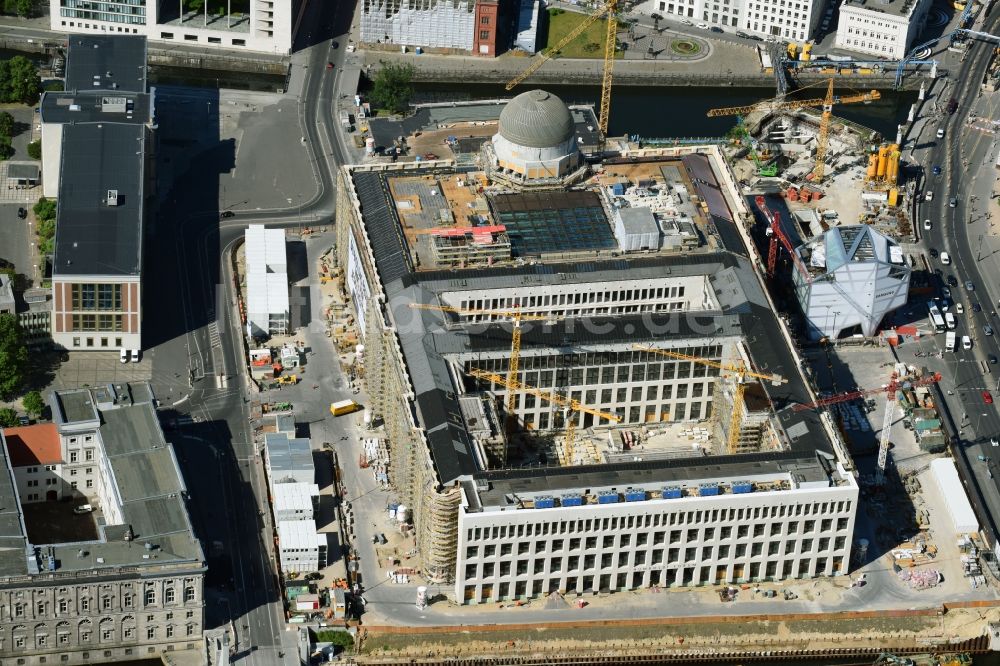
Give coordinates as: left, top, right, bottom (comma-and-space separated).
707, 79, 881, 183
506, 0, 618, 134
408, 303, 555, 464
467, 368, 620, 466
632, 345, 786, 454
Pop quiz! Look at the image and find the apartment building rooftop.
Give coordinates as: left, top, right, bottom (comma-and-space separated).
53, 122, 145, 277
64, 34, 148, 93
841, 0, 920, 18
0, 383, 203, 579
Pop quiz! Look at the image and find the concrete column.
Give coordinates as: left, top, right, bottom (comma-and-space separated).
918, 82, 926, 100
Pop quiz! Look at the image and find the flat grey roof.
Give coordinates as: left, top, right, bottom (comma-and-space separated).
0, 383, 202, 579
7, 163, 39, 180
40, 90, 150, 126
841, 0, 915, 18
474, 450, 834, 508
64, 35, 148, 94
349, 164, 833, 489
52, 389, 99, 425
0, 441, 28, 572
53, 123, 145, 277
265, 433, 314, 476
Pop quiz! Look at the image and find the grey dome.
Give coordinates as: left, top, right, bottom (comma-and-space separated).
498, 90, 574, 149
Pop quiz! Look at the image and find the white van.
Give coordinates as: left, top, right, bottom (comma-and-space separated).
120, 349, 129, 363
937, 128, 945, 139
941, 252, 951, 265
962, 335, 973, 350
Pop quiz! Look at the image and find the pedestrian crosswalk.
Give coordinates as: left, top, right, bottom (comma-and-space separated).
208, 321, 222, 348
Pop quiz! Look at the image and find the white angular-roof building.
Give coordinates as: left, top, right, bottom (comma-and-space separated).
795, 225, 910, 340
245, 225, 289, 339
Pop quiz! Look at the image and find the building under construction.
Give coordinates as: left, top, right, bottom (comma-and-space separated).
334, 90, 858, 602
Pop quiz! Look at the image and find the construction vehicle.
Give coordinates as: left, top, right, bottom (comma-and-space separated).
276, 374, 298, 386
409, 303, 554, 465
732, 117, 778, 177
331, 400, 361, 417
708, 79, 881, 182
794, 371, 941, 484
468, 367, 620, 466
633, 345, 785, 454
506, 0, 618, 134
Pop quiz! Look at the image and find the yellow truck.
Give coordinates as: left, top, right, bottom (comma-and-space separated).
330, 400, 361, 417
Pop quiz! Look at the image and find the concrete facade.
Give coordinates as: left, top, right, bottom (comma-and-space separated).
456, 469, 857, 603
835, 0, 933, 59
638, 0, 824, 40
49, 0, 299, 54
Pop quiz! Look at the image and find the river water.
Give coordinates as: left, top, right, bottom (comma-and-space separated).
409, 82, 919, 140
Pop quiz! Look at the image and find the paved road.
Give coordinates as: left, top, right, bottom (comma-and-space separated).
913, 1, 1000, 551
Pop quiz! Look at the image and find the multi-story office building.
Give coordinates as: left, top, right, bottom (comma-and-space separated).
0, 383, 205, 664
834, 0, 933, 59
49, 0, 300, 54
334, 89, 858, 601
41, 36, 153, 356
637, 0, 825, 41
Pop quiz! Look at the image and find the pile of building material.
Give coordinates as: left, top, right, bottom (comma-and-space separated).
361, 437, 390, 488
891, 536, 937, 568
897, 568, 942, 589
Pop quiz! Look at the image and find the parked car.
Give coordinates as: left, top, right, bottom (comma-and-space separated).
990, 354, 998, 364
984, 390, 994, 405
950, 197, 958, 208
937, 128, 946, 139
932, 165, 942, 175
974, 303, 983, 313
947, 275, 958, 287
331, 40, 339, 49
710, 25, 724, 32
17, 207, 26, 219
696, 22, 709, 29
681, 18, 694, 25
941, 251, 951, 264
942, 287, 952, 298
986, 325, 995, 336
120, 349, 129, 363
947, 98, 958, 114
220, 211, 235, 219
923, 219, 931, 230
130, 349, 141, 362
966, 281, 975, 291
957, 303, 964, 314
73, 504, 94, 514
925, 191, 933, 201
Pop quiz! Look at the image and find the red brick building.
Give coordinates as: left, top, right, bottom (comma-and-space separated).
474, 0, 500, 56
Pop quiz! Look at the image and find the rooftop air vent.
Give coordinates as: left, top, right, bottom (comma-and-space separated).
107, 190, 119, 206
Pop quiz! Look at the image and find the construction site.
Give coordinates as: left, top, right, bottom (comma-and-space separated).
311, 10, 1000, 661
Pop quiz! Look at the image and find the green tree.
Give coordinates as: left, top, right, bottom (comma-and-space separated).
15, 0, 31, 17
370, 62, 415, 115
186, 0, 205, 12
0, 314, 27, 400
314, 630, 353, 650
0, 111, 13, 138
33, 197, 56, 222
0, 407, 17, 427
0, 56, 41, 104
26, 138, 40, 159
22, 390, 44, 418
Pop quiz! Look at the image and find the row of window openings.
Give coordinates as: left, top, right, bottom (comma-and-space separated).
520, 400, 712, 429
11, 587, 197, 618
460, 285, 687, 311
467, 504, 853, 542
513, 381, 715, 407
72, 336, 124, 347
71, 315, 125, 332
466, 519, 851, 559
464, 536, 850, 578
464, 557, 843, 599
843, 40, 896, 52
8, 623, 197, 649
469, 348, 725, 375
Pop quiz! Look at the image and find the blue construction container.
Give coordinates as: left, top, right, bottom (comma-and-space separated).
624, 489, 646, 502
732, 481, 753, 495
662, 487, 683, 499
698, 484, 720, 497
561, 495, 583, 507
611, 183, 625, 196
535, 496, 555, 509
597, 492, 619, 504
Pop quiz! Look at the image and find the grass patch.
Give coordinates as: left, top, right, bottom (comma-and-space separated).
544, 8, 621, 59
669, 39, 701, 55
